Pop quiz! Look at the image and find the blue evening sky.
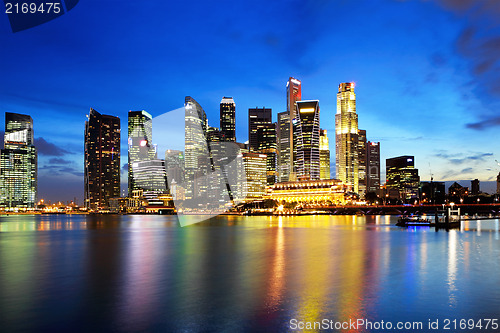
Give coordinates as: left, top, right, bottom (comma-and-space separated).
1, 0, 500, 202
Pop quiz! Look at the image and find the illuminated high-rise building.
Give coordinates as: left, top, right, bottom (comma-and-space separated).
248, 107, 272, 151
358, 129, 367, 195
248, 107, 276, 185
319, 129, 330, 180
128, 110, 157, 196
286, 77, 301, 178
335, 82, 359, 193
0, 112, 37, 209
185, 96, 210, 199
220, 97, 236, 142
277, 111, 291, 182
84, 108, 120, 210
294, 100, 320, 180
386, 155, 420, 201
131, 159, 168, 202
241, 152, 267, 200
366, 141, 380, 193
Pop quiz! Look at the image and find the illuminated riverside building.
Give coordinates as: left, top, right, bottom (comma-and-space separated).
386, 155, 420, 201
0, 112, 37, 209
241, 152, 267, 200
128, 110, 157, 196
266, 179, 346, 205
294, 100, 320, 181
366, 141, 380, 193
319, 129, 330, 180
131, 159, 168, 202
286, 77, 301, 179
220, 97, 236, 142
84, 108, 120, 210
277, 111, 291, 182
184, 96, 209, 199
257, 123, 277, 185
335, 82, 359, 193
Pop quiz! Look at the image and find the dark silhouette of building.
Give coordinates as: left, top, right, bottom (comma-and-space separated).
471, 179, 480, 195
419, 181, 445, 204
248, 107, 272, 151
448, 182, 468, 202
366, 141, 380, 194
84, 108, 120, 210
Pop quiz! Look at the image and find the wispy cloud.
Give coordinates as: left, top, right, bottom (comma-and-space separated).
35, 137, 72, 156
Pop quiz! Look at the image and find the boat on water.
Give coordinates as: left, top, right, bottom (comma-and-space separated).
396, 215, 435, 227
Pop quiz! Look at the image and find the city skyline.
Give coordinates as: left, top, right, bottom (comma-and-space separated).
2, 0, 500, 201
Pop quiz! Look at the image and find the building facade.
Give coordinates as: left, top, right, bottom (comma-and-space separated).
241, 152, 267, 200
184, 96, 210, 199
0, 112, 37, 209
386, 155, 420, 201
248, 107, 272, 151
319, 129, 330, 180
128, 110, 156, 196
286, 77, 301, 180
294, 100, 320, 181
277, 111, 291, 182
266, 179, 345, 205
335, 82, 359, 193
220, 97, 236, 142
357, 129, 367, 195
366, 141, 380, 193
84, 108, 120, 210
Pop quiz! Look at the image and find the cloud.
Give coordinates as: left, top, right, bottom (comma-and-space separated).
122, 163, 128, 171
465, 116, 500, 130
34, 137, 72, 156
39, 164, 83, 177
48, 158, 72, 164
435, 151, 493, 164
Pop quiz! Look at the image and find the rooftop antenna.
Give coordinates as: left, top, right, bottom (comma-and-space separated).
428, 162, 433, 182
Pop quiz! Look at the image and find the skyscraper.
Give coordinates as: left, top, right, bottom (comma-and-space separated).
165, 149, 185, 185
220, 97, 236, 142
185, 96, 210, 199
84, 108, 120, 210
319, 129, 330, 180
358, 129, 367, 195
335, 82, 359, 193
286, 77, 301, 178
277, 111, 290, 182
366, 141, 380, 193
386, 155, 420, 201
294, 100, 320, 180
128, 110, 156, 196
248, 107, 276, 185
241, 152, 267, 200
248, 107, 272, 152
0, 112, 37, 209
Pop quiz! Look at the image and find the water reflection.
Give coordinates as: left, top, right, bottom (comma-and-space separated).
0, 214, 500, 331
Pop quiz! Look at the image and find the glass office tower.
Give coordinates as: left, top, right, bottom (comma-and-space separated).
0, 112, 37, 209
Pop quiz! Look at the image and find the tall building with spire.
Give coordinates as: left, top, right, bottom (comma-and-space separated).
0, 112, 37, 209
220, 97, 236, 142
294, 100, 320, 180
128, 110, 157, 196
335, 82, 359, 193
286, 77, 301, 179
319, 129, 330, 180
84, 108, 120, 210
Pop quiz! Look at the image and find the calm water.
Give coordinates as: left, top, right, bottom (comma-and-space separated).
0, 214, 499, 332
